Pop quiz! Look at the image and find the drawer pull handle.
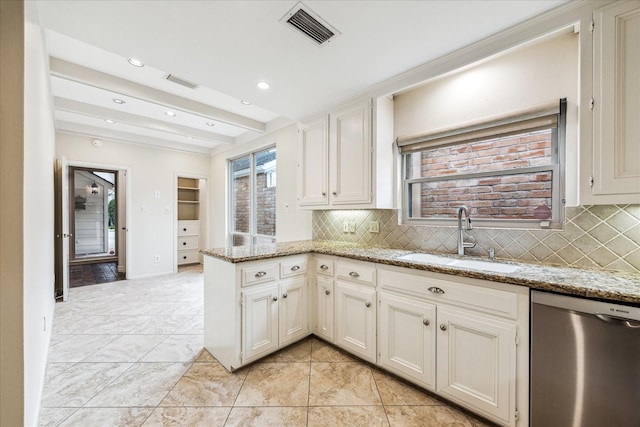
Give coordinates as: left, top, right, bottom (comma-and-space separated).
183, 242, 187, 246
428, 286, 445, 294
320, 265, 329, 270
282, 293, 288, 299
255, 271, 267, 278
440, 324, 447, 331
423, 319, 430, 326
272, 296, 278, 302
365, 301, 371, 308
290, 265, 300, 271
325, 289, 331, 296
349, 271, 360, 278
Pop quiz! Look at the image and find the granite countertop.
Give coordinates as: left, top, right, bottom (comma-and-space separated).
202, 240, 640, 305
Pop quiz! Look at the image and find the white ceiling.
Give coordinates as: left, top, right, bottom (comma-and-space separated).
33, 0, 566, 155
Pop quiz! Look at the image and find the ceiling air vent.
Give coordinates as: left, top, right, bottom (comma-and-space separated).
166, 74, 199, 90
281, 2, 340, 46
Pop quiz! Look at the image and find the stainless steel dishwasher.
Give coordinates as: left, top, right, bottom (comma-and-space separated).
530, 291, 640, 427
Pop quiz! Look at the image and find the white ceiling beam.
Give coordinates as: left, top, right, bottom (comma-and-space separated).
50, 57, 266, 133
56, 121, 214, 156
54, 97, 235, 145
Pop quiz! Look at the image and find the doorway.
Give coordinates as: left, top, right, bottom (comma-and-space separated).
69, 167, 118, 262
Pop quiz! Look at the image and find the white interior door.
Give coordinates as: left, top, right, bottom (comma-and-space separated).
54, 157, 70, 301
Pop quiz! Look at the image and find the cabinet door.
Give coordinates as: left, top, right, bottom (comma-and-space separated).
335, 281, 376, 362
592, 2, 640, 200
279, 277, 308, 347
379, 292, 436, 390
315, 276, 334, 342
437, 307, 516, 426
329, 101, 372, 205
298, 116, 329, 206
242, 284, 279, 362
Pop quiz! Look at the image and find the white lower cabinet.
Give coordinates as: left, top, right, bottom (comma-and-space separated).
335, 280, 377, 363
315, 275, 334, 342
279, 277, 308, 347
436, 306, 516, 424
242, 283, 279, 361
378, 266, 527, 427
379, 292, 436, 390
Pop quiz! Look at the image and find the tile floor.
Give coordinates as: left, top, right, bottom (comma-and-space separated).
40, 265, 494, 427
69, 262, 124, 287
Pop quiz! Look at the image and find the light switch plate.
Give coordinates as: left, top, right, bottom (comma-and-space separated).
369, 221, 380, 233
343, 221, 350, 233
349, 222, 356, 233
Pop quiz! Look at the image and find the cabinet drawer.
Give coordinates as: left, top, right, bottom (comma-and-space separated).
316, 257, 334, 276
178, 235, 199, 250
178, 249, 200, 265
280, 256, 308, 279
379, 268, 518, 320
242, 264, 277, 287
336, 260, 376, 286
178, 220, 200, 236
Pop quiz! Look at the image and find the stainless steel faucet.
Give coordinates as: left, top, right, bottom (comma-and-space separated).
457, 206, 476, 256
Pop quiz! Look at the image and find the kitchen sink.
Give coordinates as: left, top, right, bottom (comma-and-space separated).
397, 253, 520, 274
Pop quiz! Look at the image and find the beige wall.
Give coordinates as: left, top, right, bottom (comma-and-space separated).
0, 2, 25, 425
394, 32, 580, 205
56, 134, 211, 278
209, 124, 312, 247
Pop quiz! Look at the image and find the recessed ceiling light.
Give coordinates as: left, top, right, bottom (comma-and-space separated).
257, 81, 271, 90
127, 58, 144, 67
165, 111, 176, 117
206, 122, 215, 127
241, 100, 251, 105
113, 98, 126, 104
105, 119, 116, 124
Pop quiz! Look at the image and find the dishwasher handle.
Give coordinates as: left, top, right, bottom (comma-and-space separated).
594, 313, 640, 329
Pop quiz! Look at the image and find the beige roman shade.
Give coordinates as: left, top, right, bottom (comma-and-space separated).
397, 101, 560, 154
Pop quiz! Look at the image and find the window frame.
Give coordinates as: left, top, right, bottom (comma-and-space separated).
228, 145, 277, 246
400, 99, 566, 230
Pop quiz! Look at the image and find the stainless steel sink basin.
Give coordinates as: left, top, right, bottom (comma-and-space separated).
397, 253, 520, 274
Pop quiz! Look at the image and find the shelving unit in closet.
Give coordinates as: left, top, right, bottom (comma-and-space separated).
177, 177, 201, 265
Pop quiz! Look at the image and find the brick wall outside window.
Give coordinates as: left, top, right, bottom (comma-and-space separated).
410, 130, 554, 220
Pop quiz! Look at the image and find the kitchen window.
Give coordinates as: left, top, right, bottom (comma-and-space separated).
400, 99, 566, 229
229, 146, 276, 246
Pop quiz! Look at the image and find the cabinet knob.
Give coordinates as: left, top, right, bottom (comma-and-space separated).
183, 228, 187, 232
322, 192, 326, 196
282, 293, 288, 299
332, 191, 337, 196
440, 324, 447, 331
272, 296, 278, 302
365, 301, 371, 308
325, 289, 331, 296
290, 265, 300, 271
428, 286, 445, 295
182, 242, 187, 246
183, 256, 187, 260
349, 271, 360, 278
423, 319, 430, 326
320, 265, 329, 270
255, 271, 267, 278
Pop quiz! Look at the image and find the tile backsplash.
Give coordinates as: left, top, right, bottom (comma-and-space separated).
312, 205, 640, 274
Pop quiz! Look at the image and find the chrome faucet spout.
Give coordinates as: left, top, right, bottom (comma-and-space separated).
457, 206, 476, 256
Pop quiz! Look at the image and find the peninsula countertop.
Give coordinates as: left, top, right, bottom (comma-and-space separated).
202, 240, 640, 305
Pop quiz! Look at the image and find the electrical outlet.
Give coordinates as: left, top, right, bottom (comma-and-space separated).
349, 221, 356, 233
154, 255, 161, 263
343, 221, 350, 233
369, 221, 380, 233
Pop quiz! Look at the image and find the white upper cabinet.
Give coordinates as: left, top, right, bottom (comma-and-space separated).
297, 97, 395, 209
298, 116, 329, 206
588, 1, 640, 204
